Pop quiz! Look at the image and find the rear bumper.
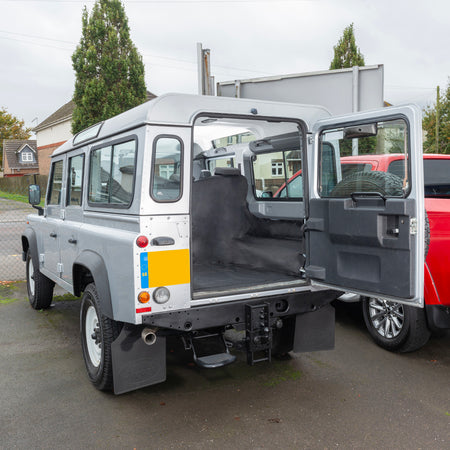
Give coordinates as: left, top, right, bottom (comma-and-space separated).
143, 289, 340, 331
426, 305, 450, 330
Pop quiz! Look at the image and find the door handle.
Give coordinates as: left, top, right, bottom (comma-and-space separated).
49, 232, 57, 238
68, 238, 78, 244
151, 236, 175, 246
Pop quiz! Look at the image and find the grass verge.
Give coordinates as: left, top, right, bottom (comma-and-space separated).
0, 190, 44, 206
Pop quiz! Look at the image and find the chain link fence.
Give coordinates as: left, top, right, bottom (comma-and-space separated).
0, 175, 48, 282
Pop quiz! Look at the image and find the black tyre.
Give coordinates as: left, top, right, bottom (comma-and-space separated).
26, 250, 54, 310
331, 170, 404, 197
80, 283, 122, 391
362, 297, 431, 352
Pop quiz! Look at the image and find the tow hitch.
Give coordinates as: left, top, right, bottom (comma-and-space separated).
245, 303, 272, 365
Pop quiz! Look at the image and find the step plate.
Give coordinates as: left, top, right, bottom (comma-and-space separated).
195, 352, 237, 369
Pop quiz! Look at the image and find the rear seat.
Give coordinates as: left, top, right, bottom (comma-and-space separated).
191, 167, 304, 276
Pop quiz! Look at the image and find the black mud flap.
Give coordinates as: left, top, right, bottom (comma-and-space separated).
111, 325, 166, 395
292, 304, 335, 353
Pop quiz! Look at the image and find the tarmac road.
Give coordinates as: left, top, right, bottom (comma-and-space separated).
0, 283, 449, 449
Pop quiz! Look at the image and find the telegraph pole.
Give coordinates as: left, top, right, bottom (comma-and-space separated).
436, 85, 440, 153
197, 43, 215, 96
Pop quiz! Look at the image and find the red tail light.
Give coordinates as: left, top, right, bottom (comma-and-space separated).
136, 235, 149, 248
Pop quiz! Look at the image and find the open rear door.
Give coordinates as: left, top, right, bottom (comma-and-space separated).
306, 105, 424, 306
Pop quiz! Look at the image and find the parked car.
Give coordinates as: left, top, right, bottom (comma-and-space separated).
340, 154, 450, 352
21, 95, 426, 393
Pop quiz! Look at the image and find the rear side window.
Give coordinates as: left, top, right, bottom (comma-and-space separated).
387, 159, 406, 179
341, 163, 373, 178
47, 160, 64, 205
89, 139, 136, 206
67, 154, 84, 206
423, 159, 450, 197
151, 136, 183, 202
253, 149, 302, 199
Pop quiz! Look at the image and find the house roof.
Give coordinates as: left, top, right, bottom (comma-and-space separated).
16, 143, 37, 154
33, 100, 75, 132
33, 91, 157, 133
3, 139, 39, 170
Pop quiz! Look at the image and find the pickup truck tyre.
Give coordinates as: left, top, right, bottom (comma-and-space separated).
80, 283, 121, 391
362, 297, 431, 352
26, 250, 54, 310
331, 170, 404, 197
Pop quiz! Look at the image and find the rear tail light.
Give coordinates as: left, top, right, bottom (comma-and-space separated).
136, 235, 149, 248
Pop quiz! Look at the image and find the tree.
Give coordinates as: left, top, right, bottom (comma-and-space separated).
330, 23, 365, 70
71, 0, 147, 134
423, 82, 450, 154
0, 108, 31, 168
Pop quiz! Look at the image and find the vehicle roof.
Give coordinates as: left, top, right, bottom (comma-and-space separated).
53, 93, 331, 156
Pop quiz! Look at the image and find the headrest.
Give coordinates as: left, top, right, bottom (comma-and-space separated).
214, 167, 241, 177
199, 170, 211, 179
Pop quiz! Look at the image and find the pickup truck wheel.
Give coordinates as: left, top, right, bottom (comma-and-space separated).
80, 283, 121, 391
362, 297, 431, 352
26, 250, 54, 310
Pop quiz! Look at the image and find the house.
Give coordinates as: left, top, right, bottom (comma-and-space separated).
33, 100, 75, 176
34, 92, 157, 175
2, 140, 39, 177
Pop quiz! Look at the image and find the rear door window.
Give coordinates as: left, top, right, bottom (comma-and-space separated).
319, 119, 408, 197
47, 160, 64, 205
67, 154, 84, 206
151, 136, 183, 202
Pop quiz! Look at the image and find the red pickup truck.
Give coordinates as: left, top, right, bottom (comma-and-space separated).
340, 154, 450, 352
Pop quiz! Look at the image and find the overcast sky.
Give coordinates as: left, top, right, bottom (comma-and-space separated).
1, 0, 449, 131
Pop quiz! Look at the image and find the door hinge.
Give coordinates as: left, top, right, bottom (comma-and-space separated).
60, 210, 65, 220
410, 218, 417, 235
57, 263, 64, 275
308, 135, 314, 145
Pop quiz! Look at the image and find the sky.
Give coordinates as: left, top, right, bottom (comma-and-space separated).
1, 0, 449, 131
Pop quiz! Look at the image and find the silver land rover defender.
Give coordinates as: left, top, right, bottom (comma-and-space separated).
22, 94, 425, 394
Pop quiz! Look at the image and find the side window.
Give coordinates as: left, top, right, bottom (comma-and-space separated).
207, 157, 234, 173
67, 154, 84, 206
253, 149, 302, 199
89, 139, 136, 206
47, 160, 64, 205
319, 119, 408, 197
151, 136, 183, 202
341, 163, 373, 178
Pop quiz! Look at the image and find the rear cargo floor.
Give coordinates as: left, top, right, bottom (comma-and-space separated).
192, 263, 306, 299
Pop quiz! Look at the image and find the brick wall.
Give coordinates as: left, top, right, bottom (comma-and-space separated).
37, 141, 67, 175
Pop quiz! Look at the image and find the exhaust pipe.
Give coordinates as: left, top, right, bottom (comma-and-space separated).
141, 327, 158, 346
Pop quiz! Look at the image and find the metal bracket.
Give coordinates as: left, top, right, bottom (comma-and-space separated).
245, 303, 272, 365
410, 217, 417, 235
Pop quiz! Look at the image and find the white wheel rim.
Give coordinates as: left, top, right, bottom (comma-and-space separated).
85, 305, 101, 367
368, 299, 404, 339
28, 258, 35, 296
